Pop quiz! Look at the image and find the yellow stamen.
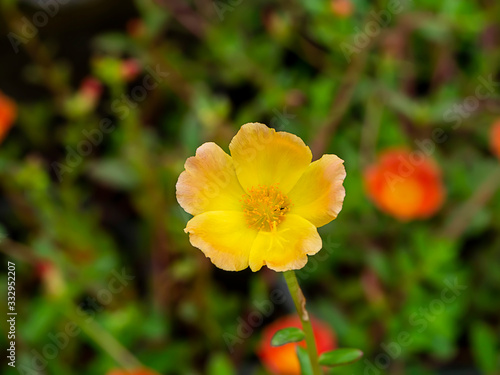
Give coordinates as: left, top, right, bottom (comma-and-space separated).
241, 184, 292, 231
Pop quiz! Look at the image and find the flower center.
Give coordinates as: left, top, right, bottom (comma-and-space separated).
241, 184, 292, 231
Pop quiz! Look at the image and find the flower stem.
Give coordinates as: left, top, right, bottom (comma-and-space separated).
284, 270, 322, 375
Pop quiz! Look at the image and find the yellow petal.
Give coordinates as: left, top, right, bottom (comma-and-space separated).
176, 142, 245, 216
248, 214, 322, 272
288, 155, 346, 227
229, 123, 312, 193
185, 211, 258, 271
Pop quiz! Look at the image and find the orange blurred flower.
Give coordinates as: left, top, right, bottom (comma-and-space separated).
257, 315, 336, 375
491, 120, 500, 159
0, 91, 17, 143
364, 149, 445, 221
107, 368, 159, 375
330, 0, 354, 18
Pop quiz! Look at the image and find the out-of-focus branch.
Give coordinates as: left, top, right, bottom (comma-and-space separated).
311, 52, 367, 158
441, 165, 500, 240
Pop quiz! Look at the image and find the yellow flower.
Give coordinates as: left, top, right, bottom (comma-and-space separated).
176, 123, 346, 272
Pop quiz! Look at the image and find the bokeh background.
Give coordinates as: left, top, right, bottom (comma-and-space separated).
1, 0, 500, 374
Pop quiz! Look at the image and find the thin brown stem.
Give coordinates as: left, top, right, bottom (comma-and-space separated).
441, 165, 500, 240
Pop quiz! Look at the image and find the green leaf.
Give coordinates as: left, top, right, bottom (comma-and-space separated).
296, 346, 313, 375
471, 322, 499, 374
270, 327, 305, 347
86, 159, 139, 190
318, 348, 364, 367
207, 352, 236, 375
92, 33, 132, 54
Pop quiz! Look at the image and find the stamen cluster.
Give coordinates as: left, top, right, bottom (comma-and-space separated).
242, 184, 292, 231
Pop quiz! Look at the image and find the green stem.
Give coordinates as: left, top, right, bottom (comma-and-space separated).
284, 270, 322, 375
63, 303, 143, 370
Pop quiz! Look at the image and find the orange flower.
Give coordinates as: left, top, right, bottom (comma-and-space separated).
107, 369, 159, 375
257, 315, 336, 375
0, 91, 17, 143
364, 149, 445, 221
491, 120, 500, 159
330, 0, 354, 18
